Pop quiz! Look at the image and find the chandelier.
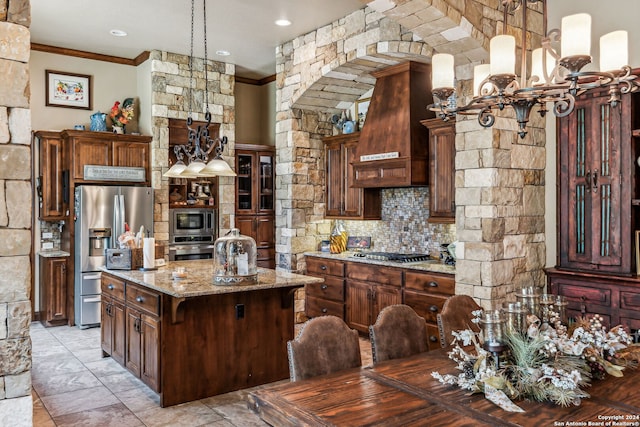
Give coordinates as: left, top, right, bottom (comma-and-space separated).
429, 0, 639, 138
163, 0, 236, 178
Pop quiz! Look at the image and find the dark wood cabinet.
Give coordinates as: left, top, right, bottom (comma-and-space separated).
36, 131, 69, 221
39, 256, 69, 326
345, 263, 402, 333
305, 257, 345, 318
549, 90, 640, 333
421, 118, 455, 224
324, 133, 381, 219
168, 118, 218, 208
101, 275, 126, 366
236, 144, 275, 268
65, 130, 151, 185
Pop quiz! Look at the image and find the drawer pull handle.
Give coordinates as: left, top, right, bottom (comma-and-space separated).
136, 296, 144, 303
108, 284, 115, 290
429, 305, 439, 313
429, 335, 438, 342
321, 284, 328, 290
320, 265, 327, 271
428, 281, 438, 288
321, 308, 328, 313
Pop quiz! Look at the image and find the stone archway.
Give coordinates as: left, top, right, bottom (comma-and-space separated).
276, 1, 547, 310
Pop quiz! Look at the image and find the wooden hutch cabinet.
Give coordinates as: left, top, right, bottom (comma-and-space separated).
35, 131, 69, 221
235, 144, 275, 268
548, 90, 640, 333
324, 132, 381, 219
39, 255, 69, 326
421, 118, 455, 224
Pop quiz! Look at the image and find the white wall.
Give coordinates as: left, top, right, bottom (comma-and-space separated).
30, 51, 139, 131
545, 0, 640, 268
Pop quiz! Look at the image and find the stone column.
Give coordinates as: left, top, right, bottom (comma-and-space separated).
0, 1, 34, 425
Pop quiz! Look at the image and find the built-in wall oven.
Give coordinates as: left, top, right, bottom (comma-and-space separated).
169, 208, 217, 261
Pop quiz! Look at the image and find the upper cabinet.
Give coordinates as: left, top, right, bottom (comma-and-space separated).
421, 118, 455, 224
168, 119, 218, 209
352, 61, 434, 188
557, 89, 632, 274
35, 131, 69, 221
324, 132, 380, 219
65, 130, 151, 186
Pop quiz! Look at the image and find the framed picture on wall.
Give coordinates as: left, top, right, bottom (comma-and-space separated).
355, 97, 371, 131
45, 70, 92, 109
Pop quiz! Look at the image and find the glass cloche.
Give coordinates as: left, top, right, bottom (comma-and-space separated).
213, 228, 258, 285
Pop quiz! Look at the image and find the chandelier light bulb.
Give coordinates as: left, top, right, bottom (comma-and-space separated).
431, 53, 455, 89
473, 64, 491, 96
561, 13, 591, 58
600, 31, 628, 72
490, 35, 516, 76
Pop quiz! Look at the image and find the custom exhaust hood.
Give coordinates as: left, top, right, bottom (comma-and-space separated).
352, 61, 435, 188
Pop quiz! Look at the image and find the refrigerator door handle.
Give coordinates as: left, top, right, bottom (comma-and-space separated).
113, 195, 123, 246
120, 194, 126, 239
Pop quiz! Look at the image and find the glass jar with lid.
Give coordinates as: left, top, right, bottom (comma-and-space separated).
213, 228, 258, 285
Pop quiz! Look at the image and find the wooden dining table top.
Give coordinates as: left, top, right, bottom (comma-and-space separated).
247, 349, 640, 427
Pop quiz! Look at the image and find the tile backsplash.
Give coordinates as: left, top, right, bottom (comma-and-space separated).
340, 187, 455, 255
40, 221, 63, 250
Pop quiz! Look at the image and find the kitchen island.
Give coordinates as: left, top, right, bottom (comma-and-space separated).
100, 260, 322, 407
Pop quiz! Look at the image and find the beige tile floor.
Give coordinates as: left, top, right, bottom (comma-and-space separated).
31, 321, 373, 427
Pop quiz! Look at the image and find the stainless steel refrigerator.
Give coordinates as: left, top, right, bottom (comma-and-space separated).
74, 185, 154, 328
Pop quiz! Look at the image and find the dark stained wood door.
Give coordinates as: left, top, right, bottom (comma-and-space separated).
125, 307, 142, 377
140, 314, 160, 392
422, 118, 455, 223
72, 139, 110, 180
40, 257, 68, 325
346, 280, 371, 333
112, 141, 149, 170
37, 132, 68, 220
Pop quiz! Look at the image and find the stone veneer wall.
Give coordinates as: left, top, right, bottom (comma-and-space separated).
147, 50, 236, 243
0, 1, 34, 425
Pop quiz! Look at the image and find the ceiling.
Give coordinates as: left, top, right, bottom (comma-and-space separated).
30, 0, 366, 80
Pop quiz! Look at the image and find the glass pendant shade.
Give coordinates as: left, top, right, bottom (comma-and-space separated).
490, 35, 516, 75
200, 158, 237, 176
431, 53, 455, 89
163, 160, 187, 177
531, 48, 555, 85
179, 159, 207, 177
600, 31, 628, 72
561, 13, 591, 58
473, 64, 491, 96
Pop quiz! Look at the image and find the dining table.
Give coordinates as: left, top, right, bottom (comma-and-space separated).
247, 349, 640, 426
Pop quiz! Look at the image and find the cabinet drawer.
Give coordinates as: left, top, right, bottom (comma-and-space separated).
404, 271, 454, 295
305, 276, 344, 302
307, 257, 345, 277
306, 295, 344, 318
126, 283, 161, 317
426, 324, 441, 351
557, 283, 611, 308
404, 290, 448, 324
345, 263, 402, 287
620, 291, 640, 311
101, 275, 125, 301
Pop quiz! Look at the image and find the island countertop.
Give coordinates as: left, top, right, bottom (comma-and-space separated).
100, 259, 323, 298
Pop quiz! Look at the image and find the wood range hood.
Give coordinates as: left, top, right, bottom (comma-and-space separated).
352, 61, 435, 188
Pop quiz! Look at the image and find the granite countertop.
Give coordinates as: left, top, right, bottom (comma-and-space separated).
304, 251, 456, 275
38, 250, 71, 258
101, 259, 323, 298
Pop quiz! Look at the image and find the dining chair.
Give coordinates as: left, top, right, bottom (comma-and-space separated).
287, 315, 362, 382
369, 304, 428, 364
437, 295, 482, 348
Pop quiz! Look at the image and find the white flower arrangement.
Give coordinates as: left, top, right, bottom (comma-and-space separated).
432, 312, 640, 412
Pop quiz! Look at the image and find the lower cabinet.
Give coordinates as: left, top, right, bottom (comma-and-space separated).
305, 257, 345, 318
39, 255, 69, 327
101, 275, 160, 392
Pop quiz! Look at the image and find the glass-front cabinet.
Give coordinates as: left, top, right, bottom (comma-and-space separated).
235, 144, 276, 268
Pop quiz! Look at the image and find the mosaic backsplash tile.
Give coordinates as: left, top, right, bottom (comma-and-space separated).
339, 187, 455, 256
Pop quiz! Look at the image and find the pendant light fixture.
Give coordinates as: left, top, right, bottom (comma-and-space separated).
164, 0, 236, 178
429, 0, 639, 138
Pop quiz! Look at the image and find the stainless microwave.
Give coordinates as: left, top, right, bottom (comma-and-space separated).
169, 208, 217, 243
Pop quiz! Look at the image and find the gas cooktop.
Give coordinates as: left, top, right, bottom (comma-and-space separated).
352, 252, 431, 263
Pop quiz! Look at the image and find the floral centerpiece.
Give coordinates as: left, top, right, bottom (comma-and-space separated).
109, 100, 134, 132
432, 307, 640, 412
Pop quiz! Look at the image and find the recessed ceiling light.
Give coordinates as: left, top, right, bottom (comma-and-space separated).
216, 50, 231, 57
275, 19, 292, 27
110, 29, 127, 37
